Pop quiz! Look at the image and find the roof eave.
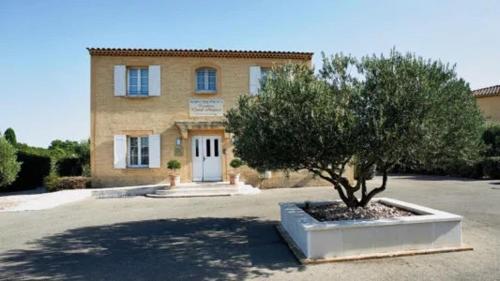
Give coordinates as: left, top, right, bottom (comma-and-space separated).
86, 47, 313, 60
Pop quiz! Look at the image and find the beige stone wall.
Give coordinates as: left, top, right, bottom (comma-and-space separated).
476, 96, 500, 122
91, 54, 324, 187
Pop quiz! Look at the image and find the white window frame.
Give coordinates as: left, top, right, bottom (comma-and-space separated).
127, 67, 149, 96
127, 136, 149, 168
196, 68, 217, 93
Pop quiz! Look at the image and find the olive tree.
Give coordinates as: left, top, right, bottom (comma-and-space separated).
225, 50, 483, 208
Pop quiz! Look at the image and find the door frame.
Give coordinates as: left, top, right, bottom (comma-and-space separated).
191, 135, 223, 182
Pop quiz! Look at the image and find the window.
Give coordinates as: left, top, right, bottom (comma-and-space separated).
214, 139, 219, 157
128, 136, 149, 167
206, 139, 211, 157
128, 67, 148, 96
196, 67, 216, 93
260, 67, 272, 87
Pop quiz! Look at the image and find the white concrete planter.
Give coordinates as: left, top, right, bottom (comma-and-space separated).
279, 198, 468, 262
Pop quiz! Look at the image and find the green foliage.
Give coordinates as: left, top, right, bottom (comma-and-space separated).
482, 157, 500, 179
226, 49, 484, 208
6, 151, 51, 191
167, 160, 181, 171
56, 157, 83, 176
44, 175, 90, 192
0, 137, 21, 187
230, 158, 244, 169
49, 139, 90, 164
44, 173, 60, 192
482, 123, 500, 157
4, 128, 17, 146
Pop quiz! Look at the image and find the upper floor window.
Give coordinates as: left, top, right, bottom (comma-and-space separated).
261, 67, 271, 82
196, 67, 217, 93
128, 67, 148, 96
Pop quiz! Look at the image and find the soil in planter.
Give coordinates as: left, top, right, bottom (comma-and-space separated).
302, 201, 416, 222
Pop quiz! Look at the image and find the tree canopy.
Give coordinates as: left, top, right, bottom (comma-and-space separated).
225, 49, 483, 208
4, 128, 17, 146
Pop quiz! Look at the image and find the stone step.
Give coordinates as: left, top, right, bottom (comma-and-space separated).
146, 191, 236, 198
154, 187, 239, 195
144, 182, 260, 198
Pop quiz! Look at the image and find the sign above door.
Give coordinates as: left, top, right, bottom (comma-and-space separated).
189, 99, 224, 117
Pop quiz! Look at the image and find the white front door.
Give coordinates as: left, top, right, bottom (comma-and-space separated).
192, 136, 222, 181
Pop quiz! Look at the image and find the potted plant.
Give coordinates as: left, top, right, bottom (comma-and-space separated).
167, 160, 181, 187
229, 158, 243, 185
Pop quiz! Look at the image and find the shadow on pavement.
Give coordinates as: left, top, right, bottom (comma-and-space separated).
390, 174, 488, 182
0, 217, 303, 281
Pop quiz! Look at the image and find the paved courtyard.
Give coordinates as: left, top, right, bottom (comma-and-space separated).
0, 175, 499, 281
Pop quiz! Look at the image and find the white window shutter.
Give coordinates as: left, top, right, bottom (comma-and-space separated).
114, 65, 126, 96
249, 66, 261, 96
148, 134, 161, 168
113, 135, 127, 169
148, 65, 161, 96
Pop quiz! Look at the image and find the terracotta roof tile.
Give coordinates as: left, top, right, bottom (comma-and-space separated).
472, 85, 500, 98
87, 48, 313, 60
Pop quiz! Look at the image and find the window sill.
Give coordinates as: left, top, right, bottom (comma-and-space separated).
122, 95, 152, 98
195, 91, 217, 95
126, 166, 150, 169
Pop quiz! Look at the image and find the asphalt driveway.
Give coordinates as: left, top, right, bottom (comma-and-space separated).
0, 175, 498, 280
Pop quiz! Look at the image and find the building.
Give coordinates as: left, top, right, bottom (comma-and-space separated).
89, 48, 337, 188
472, 85, 500, 122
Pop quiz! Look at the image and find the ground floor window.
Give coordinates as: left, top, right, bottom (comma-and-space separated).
128, 136, 149, 167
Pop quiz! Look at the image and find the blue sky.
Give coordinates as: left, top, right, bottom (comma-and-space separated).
1, 0, 499, 147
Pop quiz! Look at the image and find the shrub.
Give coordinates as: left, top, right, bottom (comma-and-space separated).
45, 175, 91, 192
56, 157, 83, 176
230, 158, 244, 169
450, 160, 483, 179
44, 173, 60, 192
482, 124, 500, 157
0, 137, 21, 187
482, 157, 500, 179
6, 151, 51, 191
167, 160, 181, 171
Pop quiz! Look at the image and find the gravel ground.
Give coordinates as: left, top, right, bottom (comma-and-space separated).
303, 201, 414, 221
0, 175, 499, 281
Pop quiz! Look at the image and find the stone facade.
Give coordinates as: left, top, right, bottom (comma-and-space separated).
89, 48, 341, 187
475, 96, 500, 122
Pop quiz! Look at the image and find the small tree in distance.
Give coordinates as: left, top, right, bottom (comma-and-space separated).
0, 136, 21, 188
4, 128, 17, 146
225, 49, 483, 208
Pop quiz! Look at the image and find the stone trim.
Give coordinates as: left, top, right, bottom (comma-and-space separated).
175, 120, 229, 139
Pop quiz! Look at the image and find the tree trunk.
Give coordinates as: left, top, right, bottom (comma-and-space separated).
309, 167, 389, 209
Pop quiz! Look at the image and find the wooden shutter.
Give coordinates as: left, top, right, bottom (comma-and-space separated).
148, 65, 161, 96
113, 135, 127, 169
114, 65, 126, 96
249, 66, 261, 96
148, 134, 161, 168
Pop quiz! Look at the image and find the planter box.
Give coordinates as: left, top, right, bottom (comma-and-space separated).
279, 198, 469, 262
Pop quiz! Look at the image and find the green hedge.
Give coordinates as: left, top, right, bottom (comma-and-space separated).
483, 124, 500, 157
56, 157, 83, 176
482, 157, 500, 179
45, 176, 91, 192
5, 151, 51, 191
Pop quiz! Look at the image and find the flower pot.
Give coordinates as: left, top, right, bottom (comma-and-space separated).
169, 175, 180, 187
229, 173, 240, 185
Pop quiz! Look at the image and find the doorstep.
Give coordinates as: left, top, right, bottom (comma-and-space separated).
145, 181, 260, 198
